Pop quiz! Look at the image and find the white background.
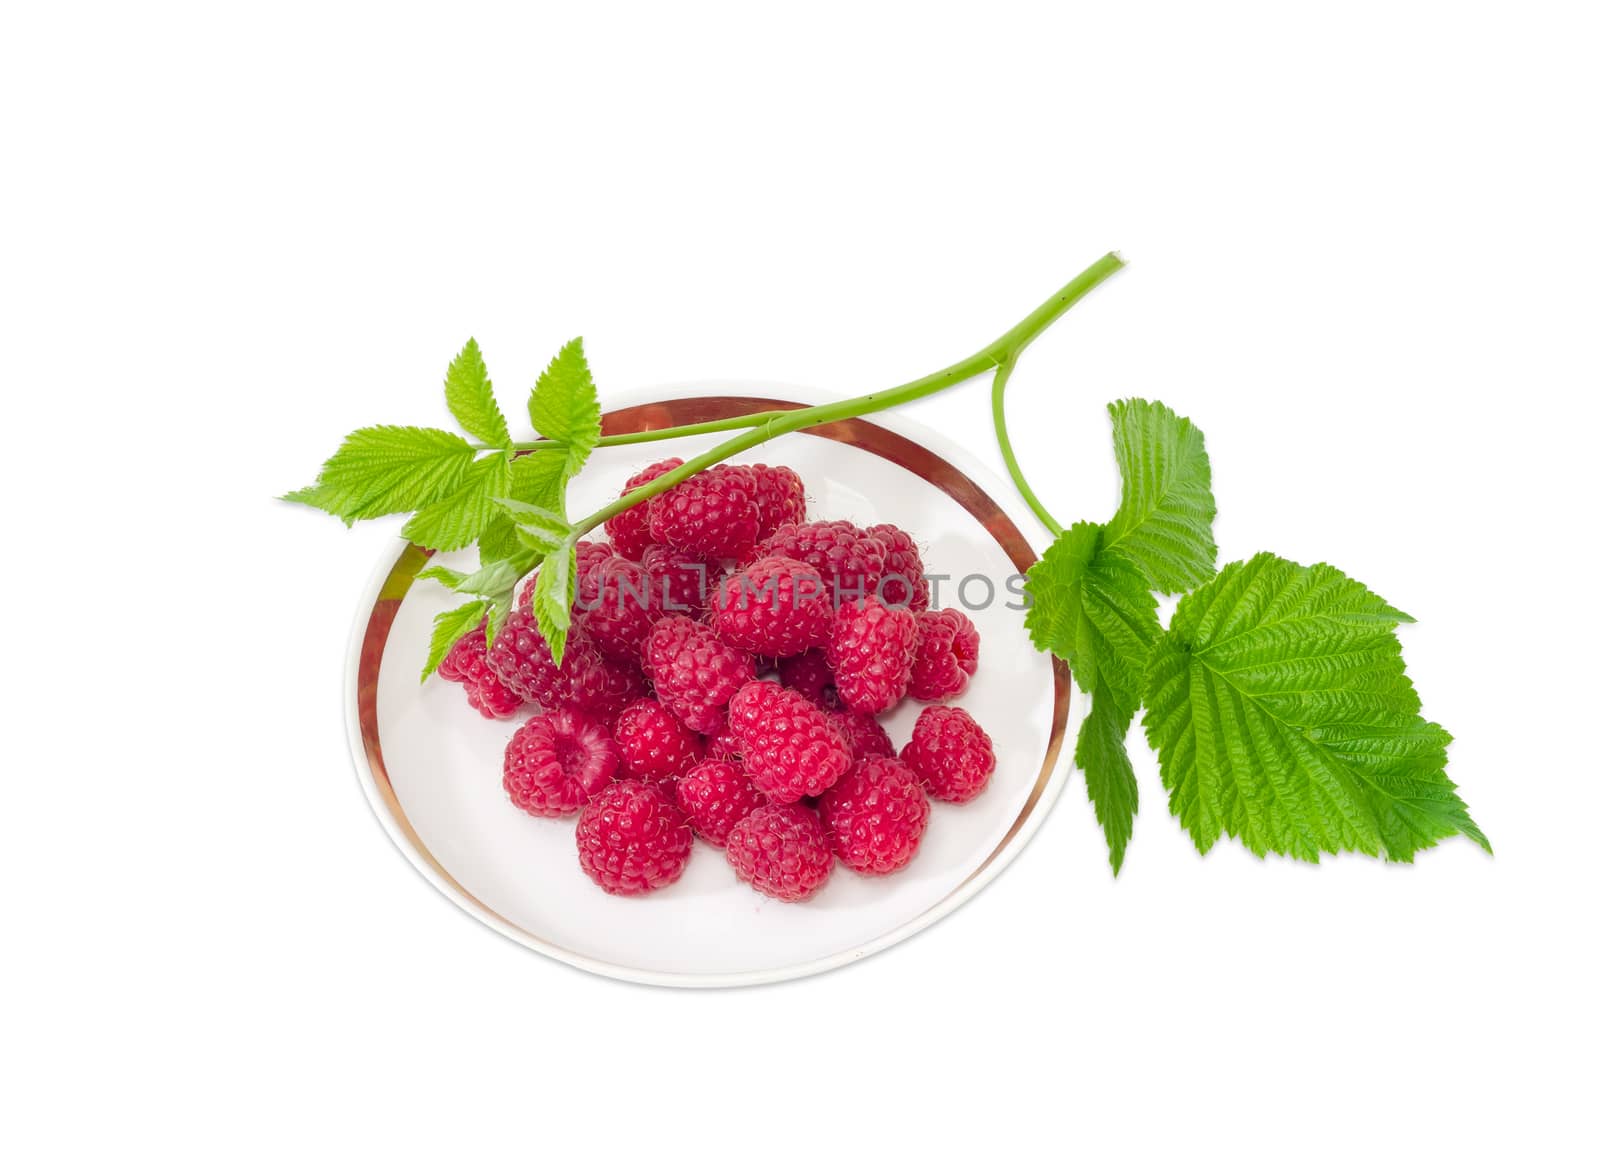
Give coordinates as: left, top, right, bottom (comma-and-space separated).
3, 3, 1596, 1171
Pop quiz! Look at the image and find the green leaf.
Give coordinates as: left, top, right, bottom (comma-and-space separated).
508, 449, 569, 512
1024, 521, 1161, 712
530, 544, 576, 664
1101, 398, 1217, 594
478, 451, 569, 561
281, 482, 355, 525
528, 338, 601, 477
477, 514, 521, 563
284, 426, 477, 523
1076, 693, 1139, 874
443, 338, 510, 447
1141, 553, 1489, 862
421, 599, 487, 682
416, 564, 468, 589
492, 496, 572, 557
450, 557, 524, 598
402, 453, 511, 552
483, 590, 513, 649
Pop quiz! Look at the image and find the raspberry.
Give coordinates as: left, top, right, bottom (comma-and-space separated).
563, 637, 649, 723
777, 649, 840, 711
865, 523, 928, 609
613, 698, 704, 783
518, 540, 613, 610
641, 544, 714, 615
726, 681, 853, 803
749, 463, 806, 540
503, 706, 621, 817
901, 705, 996, 803
575, 779, 694, 896
574, 556, 662, 663
726, 803, 833, 901
605, 458, 683, 560
817, 755, 931, 875
709, 554, 834, 657
907, 608, 980, 701
487, 610, 643, 721
825, 596, 920, 714
437, 622, 523, 718
486, 608, 569, 708
675, 760, 767, 847
761, 520, 885, 605
703, 725, 746, 761
642, 616, 757, 734
698, 567, 731, 624
647, 463, 761, 559
829, 709, 895, 759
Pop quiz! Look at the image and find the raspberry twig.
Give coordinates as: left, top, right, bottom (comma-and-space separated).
473, 410, 792, 453
570, 251, 1125, 539
990, 355, 1064, 536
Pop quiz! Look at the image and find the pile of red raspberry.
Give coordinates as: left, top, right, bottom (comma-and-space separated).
436, 458, 995, 902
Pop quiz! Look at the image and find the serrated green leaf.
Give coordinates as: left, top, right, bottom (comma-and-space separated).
281, 482, 355, 525
480, 451, 569, 561
416, 564, 468, 589
508, 449, 569, 511
492, 496, 571, 556
1102, 398, 1217, 593
531, 545, 576, 664
483, 590, 513, 649
285, 426, 477, 523
422, 599, 487, 682
1076, 694, 1138, 874
450, 557, 524, 598
443, 338, 510, 447
402, 453, 511, 552
1024, 521, 1161, 712
528, 338, 601, 478
1141, 552, 1488, 862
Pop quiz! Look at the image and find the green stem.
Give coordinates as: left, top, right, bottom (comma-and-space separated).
571, 251, 1125, 537
481, 410, 792, 453
991, 356, 1064, 536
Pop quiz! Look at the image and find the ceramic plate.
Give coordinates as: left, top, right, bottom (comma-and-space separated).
346, 386, 1079, 987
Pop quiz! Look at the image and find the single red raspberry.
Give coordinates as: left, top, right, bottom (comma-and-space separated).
817, 755, 931, 875
761, 519, 885, 605
486, 608, 569, 708
709, 554, 834, 657
864, 523, 928, 609
908, 608, 980, 701
613, 698, 704, 783
725, 802, 833, 901
901, 705, 996, 803
777, 649, 840, 711
517, 539, 613, 610
503, 706, 621, 817
703, 725, 746, 762
726, 681, 853, 803
488, 610, 644, 721
749, 463, 806, 540
642, 616, 757, 734
574, 555, 663, 663
647, 463, 761, 559
641, 544, 714, 615
826, 596, 920, 714
829, 709, 895, 759
675, 759, 767, 847
576, 779, 694, 895
438, 622, 524, 718
605, 458, 683, 560
698, 566, 730, 624
563, 634, 648, 723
